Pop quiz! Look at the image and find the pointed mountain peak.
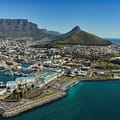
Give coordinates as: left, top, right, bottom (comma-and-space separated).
71, 25, 81, 34
73, 25, 81, 30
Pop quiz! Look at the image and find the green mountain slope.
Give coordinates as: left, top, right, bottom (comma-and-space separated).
47, 26, 111, 48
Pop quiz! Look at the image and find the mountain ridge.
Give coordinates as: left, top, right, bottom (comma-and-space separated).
47, 26, 111, 47
0, 19, 112, 47
0, 19, 59, 40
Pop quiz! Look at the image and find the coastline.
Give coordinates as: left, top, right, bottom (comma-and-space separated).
2, 91, 67, 118
80, 78, 120, 82
1, 77, 120, 118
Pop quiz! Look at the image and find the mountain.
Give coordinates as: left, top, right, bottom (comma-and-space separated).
47, 26, 112, 47
0, 19, 58, 40
0, 19, 112, 47
47, 31, 61, 36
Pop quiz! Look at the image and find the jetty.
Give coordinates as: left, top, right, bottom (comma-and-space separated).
2, 91, 66, 117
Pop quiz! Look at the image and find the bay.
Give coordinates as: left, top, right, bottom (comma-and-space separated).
1, 80, 120, 120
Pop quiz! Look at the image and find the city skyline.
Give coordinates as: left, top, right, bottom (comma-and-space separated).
0, 0, 120, 38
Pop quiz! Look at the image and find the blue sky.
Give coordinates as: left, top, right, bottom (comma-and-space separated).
0, 0, 120, 38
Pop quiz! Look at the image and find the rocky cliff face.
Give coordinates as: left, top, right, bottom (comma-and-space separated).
0, 19, 112, 46
0, 19, 37, 32
0, 19, 53, 40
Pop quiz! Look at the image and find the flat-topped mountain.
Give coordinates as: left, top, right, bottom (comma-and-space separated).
0, 19, 58, 40
47, 26, 111, 47
0, 19, 112, 47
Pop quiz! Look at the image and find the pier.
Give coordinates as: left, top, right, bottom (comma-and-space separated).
2, 91, 66, 118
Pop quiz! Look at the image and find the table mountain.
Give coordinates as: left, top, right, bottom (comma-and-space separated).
0, 19, 58, 40
0, 19, 112, 47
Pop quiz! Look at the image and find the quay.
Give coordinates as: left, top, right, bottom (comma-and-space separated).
2, 91, 66, 118
1, 75, 120, 118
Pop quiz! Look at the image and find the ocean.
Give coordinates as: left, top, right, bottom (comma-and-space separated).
107, 38, 120, 44
1, 80, 120, 120
0, 38, 120, 120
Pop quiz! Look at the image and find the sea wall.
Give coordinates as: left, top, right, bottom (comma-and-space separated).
62, 80, 79, 90
79, 78, 120, 82
2, 91, 67, 118
2, 77, 120, 118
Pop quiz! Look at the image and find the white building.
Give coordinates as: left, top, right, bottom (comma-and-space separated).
16, 77, 37, 85
0, 89, 7, 96
6, 81, 17, 89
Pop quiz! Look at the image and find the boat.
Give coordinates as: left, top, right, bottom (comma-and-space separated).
70, 85, 73, 87
75, 81, 79, 85
0, 66, 5, 71
3, 71, 12, 76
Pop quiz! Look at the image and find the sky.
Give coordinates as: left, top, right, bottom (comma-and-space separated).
0, 0, 120, 38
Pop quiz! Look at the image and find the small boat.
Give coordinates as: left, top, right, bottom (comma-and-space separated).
3, 71, 12, 76
70, 84, 73, 87
75, 81, 79, 85
0, 67, 5, 71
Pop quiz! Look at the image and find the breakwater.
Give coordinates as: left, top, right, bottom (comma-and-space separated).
2, 91, 66, 118
1, 77, 120, 118
62, 80, 79, 90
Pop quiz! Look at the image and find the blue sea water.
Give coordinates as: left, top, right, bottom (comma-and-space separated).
1, 81, 120, 120
0, 71, 17, 82
107, 38, 120, 44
